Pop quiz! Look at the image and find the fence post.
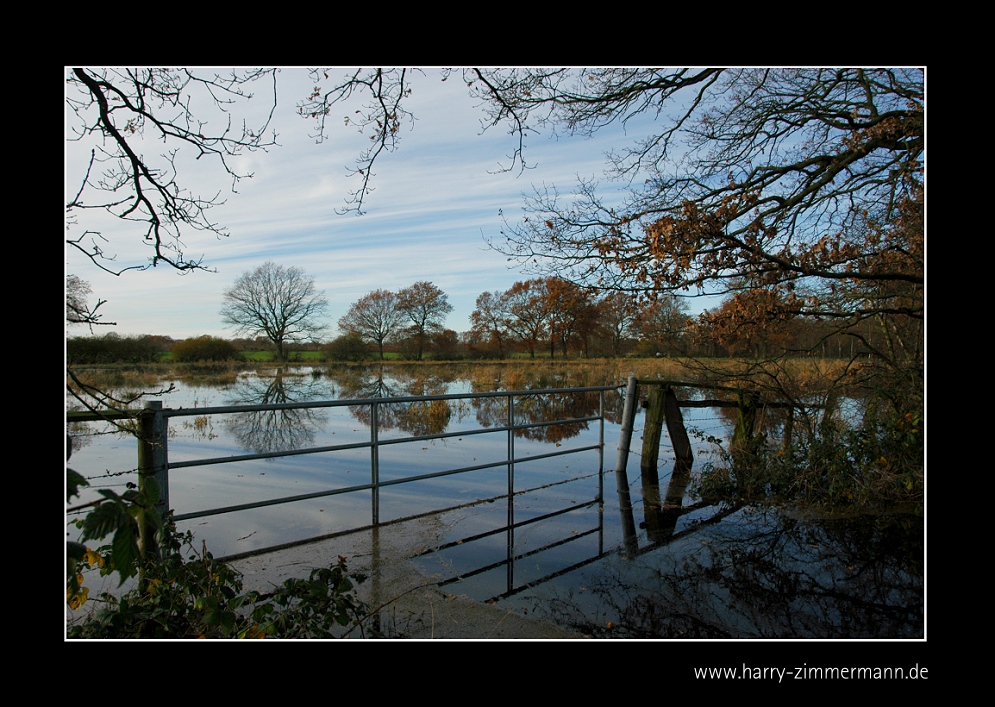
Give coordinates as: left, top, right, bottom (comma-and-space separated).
733, 390, 760, 447
137, 401, 168, 559
640, 384, 665, 474
616, 375, 638, 476
507, 392, 516, 496
506, 391, 516, 591
663, 385, 694, 465
598, 389, 605, 502
639, 384, 665, 538
371, 401, 380, 526
614, 375, 639, 557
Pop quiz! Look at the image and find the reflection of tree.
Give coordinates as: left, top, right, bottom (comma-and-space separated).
336, 365, 400, 400
326, 363, 620, 443
531, 507, 923, 638
337, 366, 453, 437
223, 373, 328, 454
515, 392, 598, 443
472, 395, 508, 431
471, 390, 601, 444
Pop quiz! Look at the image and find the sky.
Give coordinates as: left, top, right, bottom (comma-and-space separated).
65, 68, 694, 341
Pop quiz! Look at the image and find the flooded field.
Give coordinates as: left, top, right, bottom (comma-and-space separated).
66, 363, 924, 639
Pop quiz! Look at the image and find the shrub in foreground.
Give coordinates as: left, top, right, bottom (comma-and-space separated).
67, 516, 376, 638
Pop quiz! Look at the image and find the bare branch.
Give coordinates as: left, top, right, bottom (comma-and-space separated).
298, 68, 420, 214
66, 67, 278, 273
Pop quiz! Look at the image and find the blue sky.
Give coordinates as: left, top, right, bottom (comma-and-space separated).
65, 68, 688, 340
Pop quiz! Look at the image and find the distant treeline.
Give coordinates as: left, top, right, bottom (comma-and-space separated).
68, 314, 880, 365
67, 334, 169, 364
67, 334, 238, 364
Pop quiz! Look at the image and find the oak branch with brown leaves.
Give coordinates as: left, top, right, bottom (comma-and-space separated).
479, 68, 923, 401
488, 68, 923, 305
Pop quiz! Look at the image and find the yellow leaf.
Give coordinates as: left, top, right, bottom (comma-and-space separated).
84, 548, 105, 568
67, 586, 89, 610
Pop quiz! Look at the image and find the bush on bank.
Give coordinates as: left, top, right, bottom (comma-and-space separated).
171, 336, 240, 362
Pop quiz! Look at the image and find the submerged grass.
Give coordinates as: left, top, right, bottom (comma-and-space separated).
697, 407, 924, 510
68, 357, 858, 403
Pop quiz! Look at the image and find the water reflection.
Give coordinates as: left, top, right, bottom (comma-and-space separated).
69, 364, 923, 638
516, 505, 923, 638
337, 366, 454, 437
333, 365, 606, 444
222, 372, 329, 454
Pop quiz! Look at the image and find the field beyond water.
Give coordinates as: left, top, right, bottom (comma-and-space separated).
68, 355, 856, 393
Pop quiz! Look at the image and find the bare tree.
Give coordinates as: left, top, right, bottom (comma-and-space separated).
338, 289, 405, 360
397, 281, 452, 360
220, 261, 329, 362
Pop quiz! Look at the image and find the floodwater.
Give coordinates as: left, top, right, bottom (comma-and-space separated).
66, 364, 924, 639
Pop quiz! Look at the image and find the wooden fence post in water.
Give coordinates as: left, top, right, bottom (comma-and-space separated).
639, 384, 665, 538
137, 401, 169, 560
640, 384, 665, 475
640, 384, 694, 539
640, 383, 694, 469
663, 385, 694, 465
615, 375, 638, 476
614, 375, 639, 557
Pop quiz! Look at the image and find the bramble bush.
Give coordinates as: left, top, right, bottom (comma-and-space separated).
696, 409, 924, 507
67, 445, 376, 638
67, 519, 376, 638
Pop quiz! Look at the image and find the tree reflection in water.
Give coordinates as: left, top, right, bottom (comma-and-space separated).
470, 389, 606, 444
222, 372, 329, 454
524, 505, 923, 639
337, 366, 453, 437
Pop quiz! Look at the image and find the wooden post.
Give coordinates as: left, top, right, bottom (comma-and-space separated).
639, 385, 665, 538
615, 375, 638, 477
733, 391, 759, 447
662, 385, 694, 465
614, 375, 639, 557
640, 384, 665, 474
137, 401, 169, 560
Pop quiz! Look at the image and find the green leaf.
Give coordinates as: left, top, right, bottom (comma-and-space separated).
67, 468, 88, 502
110, 521, 140, 585
81, 500, 128, 541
